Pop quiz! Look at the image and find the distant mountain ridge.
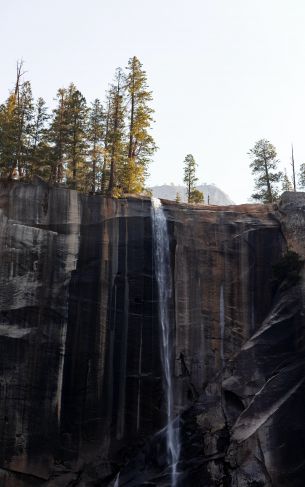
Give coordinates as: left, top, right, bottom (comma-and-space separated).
151, 183, 234, 205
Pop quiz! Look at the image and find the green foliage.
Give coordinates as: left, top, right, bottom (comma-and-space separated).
183, 154, 199, 203
298, 162, 305, 190
123, 56, 157, 193
0, 77, 34, 178
120, 157, 144, 195
64, 84, 89, 190
87, 99, 104, 192
189, 188, 204, 203
272, 250, 303, 288
15, 81, 34, 178
175, 192, 181, 203
0, 58, 156, 196
47, 84, 90, 189
142, 187, 152, 197
106, 69, 126, 196
281, 169, 293, 193
47, 88, 69, 183
0, 94, 19, 176
249, 139, 282, 203
28, 97, 50, 178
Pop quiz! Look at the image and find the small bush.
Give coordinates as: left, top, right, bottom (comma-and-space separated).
272, 250, 303, 287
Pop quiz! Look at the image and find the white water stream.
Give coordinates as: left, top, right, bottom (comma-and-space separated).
151, 197, 180, 486
113, 472, 120, 487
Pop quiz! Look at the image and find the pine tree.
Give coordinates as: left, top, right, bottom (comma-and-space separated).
281, 169, 293, 192
87, 99, 104, 192
48, 88, 69, 183
249, 139, 282, 203
28, 97, 50, 178
298, 163, 305, 190
0, 70, 34, 179
0, 94, 19, 177
15, 80, 34, 178
106, 69, 126, 196
100, 97, 111, 194
65, 84, 88, 190
184, 154, 197, 202
183, 154, 203, 203
291, 144, 297, 191
123, 56, 156, 193
0, 56, 157, 193
190, 188, 204, 203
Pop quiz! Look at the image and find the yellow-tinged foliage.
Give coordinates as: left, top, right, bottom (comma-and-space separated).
0, 58, 156, 196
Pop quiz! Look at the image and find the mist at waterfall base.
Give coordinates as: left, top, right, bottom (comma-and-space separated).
151, 197, 180, 487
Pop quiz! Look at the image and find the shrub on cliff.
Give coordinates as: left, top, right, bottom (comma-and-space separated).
272, 250, 303, 288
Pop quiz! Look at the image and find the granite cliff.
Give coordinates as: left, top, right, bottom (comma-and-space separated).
0, 180, 304, 486
151, 184, 234, 205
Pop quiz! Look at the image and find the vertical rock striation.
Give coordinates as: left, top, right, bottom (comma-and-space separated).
0, 180, 304, 486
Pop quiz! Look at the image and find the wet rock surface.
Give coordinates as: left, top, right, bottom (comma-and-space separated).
0, 181, 304, 486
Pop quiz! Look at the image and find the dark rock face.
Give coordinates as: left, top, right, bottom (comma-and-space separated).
0, 181, 304, 486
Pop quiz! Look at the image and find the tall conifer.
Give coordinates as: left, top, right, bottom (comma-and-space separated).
48, 88, 69, 183
0, 94, 19, 176
28, 97, 50, 177
106, 69, 126, 196
124, 56, 156, 193
0, 56, 156, 194
183, 154, 203, 203
65, 84, 88, 189
298, 163, 305, 190
88, 99, 104, 192
15, 80, 34, 177
249, 139, 282, 203
281, 169, 293, 192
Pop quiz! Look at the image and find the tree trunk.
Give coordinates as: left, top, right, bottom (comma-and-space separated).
101, 100, 110, 194
292, 144, 296, 191
92, 140, 97, 193
263, 155, 272, 202
127, 72, 135, 193
108, 96, 119, 196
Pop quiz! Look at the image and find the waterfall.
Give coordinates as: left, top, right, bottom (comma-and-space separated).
151, 197, 180, 486
114, 473, 120, 487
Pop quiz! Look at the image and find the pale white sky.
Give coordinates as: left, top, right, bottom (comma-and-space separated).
1, 0, 305, 203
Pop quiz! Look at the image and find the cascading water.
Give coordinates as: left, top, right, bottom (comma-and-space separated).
113, 472, 120, 487
151, 197, 180, 486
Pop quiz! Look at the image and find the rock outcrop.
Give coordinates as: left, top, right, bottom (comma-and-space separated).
0, 181, 304, 486
151, 183, 234, 205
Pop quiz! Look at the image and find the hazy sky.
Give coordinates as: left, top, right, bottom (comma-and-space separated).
1, 0, 305, 203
